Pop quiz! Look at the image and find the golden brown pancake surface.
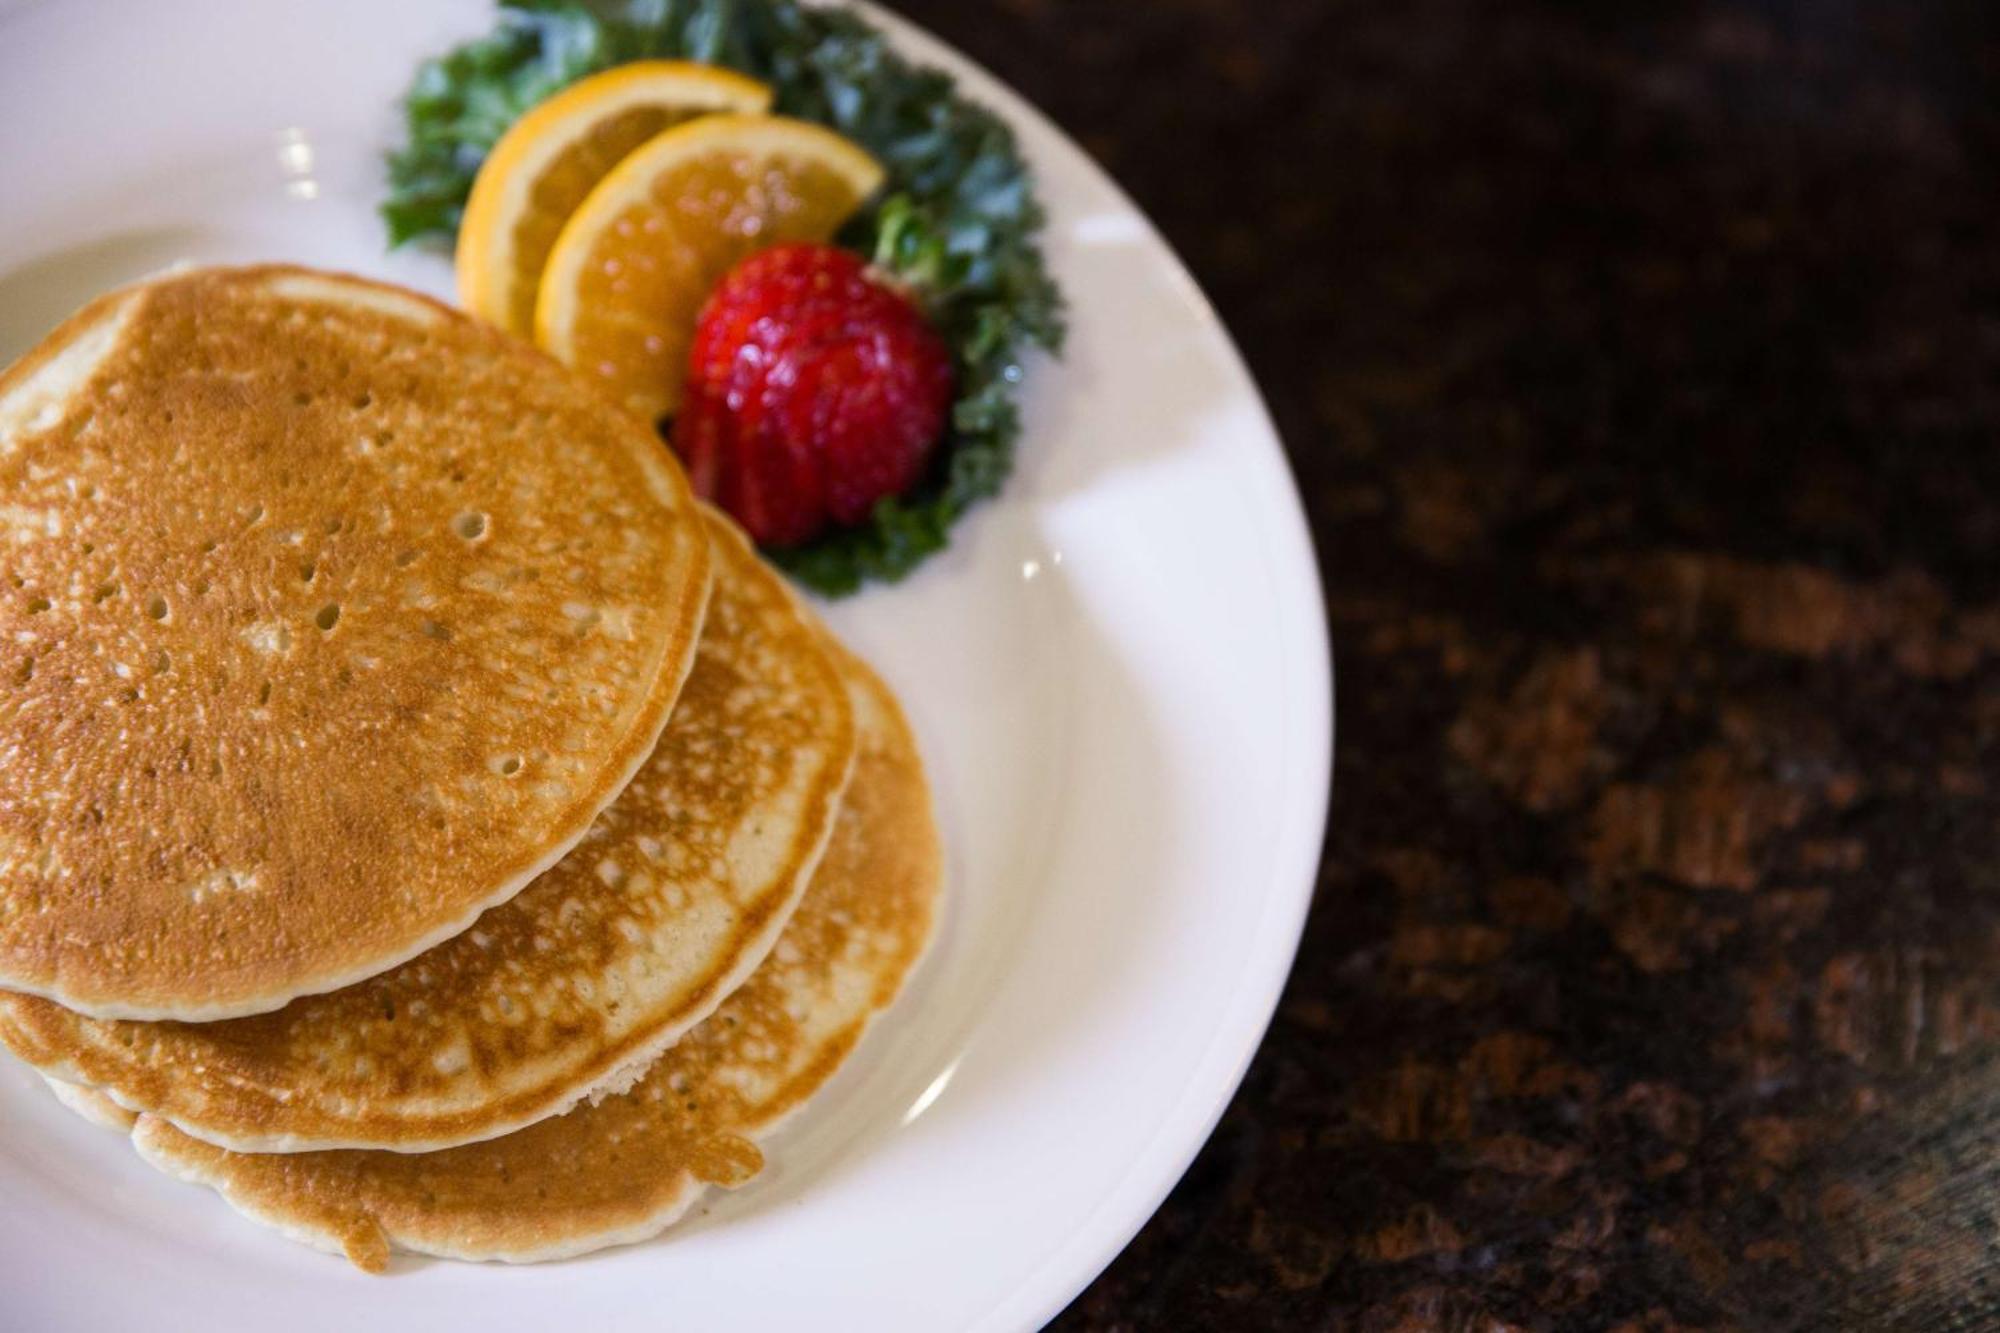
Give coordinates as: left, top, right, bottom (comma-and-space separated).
0, 266, 713, 1020
0, 511, 853, 1153
122, 638, 939, 1270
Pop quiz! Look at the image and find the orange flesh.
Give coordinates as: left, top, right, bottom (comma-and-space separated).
499, 106, 687, 333
563, 155, 865, 425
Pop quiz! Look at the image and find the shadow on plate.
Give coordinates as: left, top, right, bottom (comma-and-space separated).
0, 229, 204, 364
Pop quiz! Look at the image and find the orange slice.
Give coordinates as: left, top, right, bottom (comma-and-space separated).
535, 113, 884, 424
457, 61, 773, 337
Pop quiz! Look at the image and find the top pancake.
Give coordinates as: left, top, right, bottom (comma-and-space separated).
0, 265, 711, 1020
0, 510, 854, 1152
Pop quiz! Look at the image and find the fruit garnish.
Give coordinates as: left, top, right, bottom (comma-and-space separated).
535, 114, 883, 424
456, 61, 772, 338
673, 244, 954, 548
387, 0, 1064, 594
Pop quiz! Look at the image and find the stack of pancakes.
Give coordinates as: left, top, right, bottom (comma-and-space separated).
0, 266, 940, 1271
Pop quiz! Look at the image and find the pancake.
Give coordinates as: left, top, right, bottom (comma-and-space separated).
42, 1073, 136, 1133
0, 510, 854, 1152
118, 642, 939, 1270
0, 265, 711, 1021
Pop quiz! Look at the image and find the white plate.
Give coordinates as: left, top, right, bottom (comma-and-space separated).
0, 2, 1331, 1328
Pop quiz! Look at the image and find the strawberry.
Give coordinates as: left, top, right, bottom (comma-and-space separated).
672, 243, 955, 548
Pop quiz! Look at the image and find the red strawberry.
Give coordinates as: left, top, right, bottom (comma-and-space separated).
673, 243, 955, 547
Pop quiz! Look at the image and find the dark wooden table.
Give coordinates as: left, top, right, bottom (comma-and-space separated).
891, 1, 2000, 1327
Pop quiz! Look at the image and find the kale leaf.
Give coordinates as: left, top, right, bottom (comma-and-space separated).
384, 0, 1064, 595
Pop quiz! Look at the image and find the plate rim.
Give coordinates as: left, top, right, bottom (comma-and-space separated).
873, 9, 1336, 1315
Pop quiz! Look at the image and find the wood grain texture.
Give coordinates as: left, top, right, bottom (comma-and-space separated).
884, 1, 2000, 1327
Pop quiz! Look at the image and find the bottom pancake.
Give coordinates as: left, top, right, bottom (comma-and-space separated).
108, 641, 940, 1271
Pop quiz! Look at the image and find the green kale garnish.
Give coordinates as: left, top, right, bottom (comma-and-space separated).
384, 0, 1064, 595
